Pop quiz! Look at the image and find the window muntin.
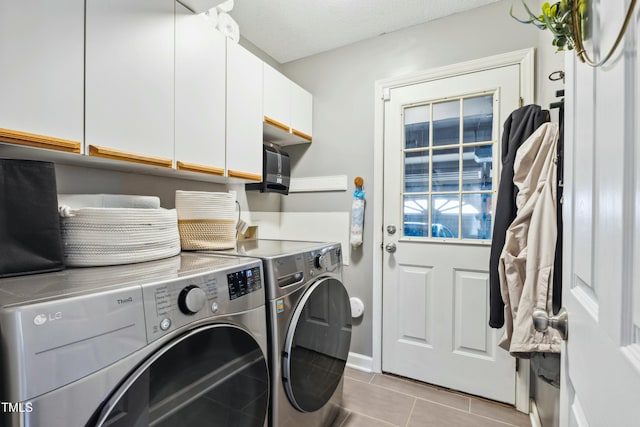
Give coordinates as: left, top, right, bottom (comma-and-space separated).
402, 93, 496, 241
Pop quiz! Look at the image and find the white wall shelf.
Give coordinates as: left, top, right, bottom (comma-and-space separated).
289, 175, 348, 193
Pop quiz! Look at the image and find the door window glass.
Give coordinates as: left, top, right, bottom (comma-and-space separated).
461, 193, 493, 240
463, 95, 494, 143
404, 151, 430, 192
432, 148, 460, 192
433, 100, 460, 146
404, 195, 430, 237
432, 195, 460, 238
462, 145, 493, 191
405, 105, 430, 149
93, 325, 269, 427
401, 92, 497, 242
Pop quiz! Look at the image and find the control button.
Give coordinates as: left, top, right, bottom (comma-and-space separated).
315, 253, 330, 270
178, 285, 207, 315
211, 302, 219, 313
160, 318, 171, 331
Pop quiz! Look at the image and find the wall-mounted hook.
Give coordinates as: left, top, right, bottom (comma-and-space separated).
354, 176, 364, 190
549, 70, 565, 82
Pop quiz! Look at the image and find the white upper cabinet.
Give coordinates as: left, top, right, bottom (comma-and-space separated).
0, 0, 84, 153
175, 4, 226, 177
226, 40, 263, 181
85, 0, 175, 168
262, 63, 313, 146
263, 63, 291, 130
290, 81, 313, 140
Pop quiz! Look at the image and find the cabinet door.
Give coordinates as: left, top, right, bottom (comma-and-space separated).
85, 0, 175, 167
226, 40, 263, 181
290, 82, 313, 140
263, 63, 291, 131
175, 4, 226, 177
0, 0, 84, 153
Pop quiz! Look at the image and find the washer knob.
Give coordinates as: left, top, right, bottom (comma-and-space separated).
315, 253, 330, 270
178, 285, 207, 315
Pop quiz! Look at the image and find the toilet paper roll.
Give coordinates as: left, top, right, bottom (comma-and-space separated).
350, 297, 364, 319
217, 12, 239, 43
216, 0, 234, 12
204, 8, 218, 28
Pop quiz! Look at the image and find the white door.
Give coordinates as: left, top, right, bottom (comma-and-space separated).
560, 1, 640, 424
382, 62, 522, 404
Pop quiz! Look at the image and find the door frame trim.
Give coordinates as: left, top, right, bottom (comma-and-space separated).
372, 47, 535, 412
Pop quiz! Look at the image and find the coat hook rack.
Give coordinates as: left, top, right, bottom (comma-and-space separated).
550, 89, 565, 110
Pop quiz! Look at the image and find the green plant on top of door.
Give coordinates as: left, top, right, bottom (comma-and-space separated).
510, 1, 579, 52
511, 0, 637, 67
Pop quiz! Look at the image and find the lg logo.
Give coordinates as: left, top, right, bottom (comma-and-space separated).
33, 312, 62, 326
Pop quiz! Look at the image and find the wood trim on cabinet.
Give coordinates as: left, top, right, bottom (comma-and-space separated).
0, 128, 81, 153
176, 161, 225, 176
291, 128, 312, 142
228, 169, 262, 181
88, 145, 173, 168
264, 116, 290, 133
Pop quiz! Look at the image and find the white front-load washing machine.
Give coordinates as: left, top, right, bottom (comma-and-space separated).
0, 253, 269, 427
201, 240, 352, 427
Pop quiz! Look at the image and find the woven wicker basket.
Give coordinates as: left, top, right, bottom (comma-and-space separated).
59, 206, 181, 267
178, 219, 236, 250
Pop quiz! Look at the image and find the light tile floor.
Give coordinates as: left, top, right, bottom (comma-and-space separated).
332, 368, 531, 427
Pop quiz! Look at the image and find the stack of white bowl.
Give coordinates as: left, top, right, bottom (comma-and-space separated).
175, 191, 237, 250
58, 194, 181, 267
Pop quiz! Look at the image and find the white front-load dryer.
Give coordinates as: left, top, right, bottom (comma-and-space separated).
201, 240, 352, 427
0, 253, 269, 427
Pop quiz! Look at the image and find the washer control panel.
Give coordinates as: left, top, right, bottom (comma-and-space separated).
270, 243, 343, 293
227, 266, 262, 300
306, 245, 342, 275
142, 259, 264, 343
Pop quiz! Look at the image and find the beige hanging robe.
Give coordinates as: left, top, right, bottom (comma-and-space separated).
498, 122, 563, 357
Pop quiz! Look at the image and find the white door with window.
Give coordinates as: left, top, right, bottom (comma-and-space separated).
381, 52, 530, 404
560, 1, 640, 424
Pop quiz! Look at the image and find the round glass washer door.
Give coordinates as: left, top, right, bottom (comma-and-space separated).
283, 277, 352, 412
90, 324, 269, 427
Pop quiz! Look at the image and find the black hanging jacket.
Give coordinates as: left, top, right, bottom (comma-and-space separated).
489, 104, 549, 328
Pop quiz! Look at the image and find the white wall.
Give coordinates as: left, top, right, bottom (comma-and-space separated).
52, 0, 565, 362
271, 0, 564, 357
55, 164, 227, 208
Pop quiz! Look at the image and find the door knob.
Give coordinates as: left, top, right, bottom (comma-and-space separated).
385, 243, 397, 253
386, 225, 397, 235
532, 307, 568, 340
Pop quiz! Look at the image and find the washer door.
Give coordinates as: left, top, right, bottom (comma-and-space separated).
283, 277, 352, 412
90, 324, 269, 427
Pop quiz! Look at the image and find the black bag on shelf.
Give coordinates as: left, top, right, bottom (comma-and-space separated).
0, 159, 64, 277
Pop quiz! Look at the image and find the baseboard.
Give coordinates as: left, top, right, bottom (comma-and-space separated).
530, 399, 543, 427
346, 352, 374, 372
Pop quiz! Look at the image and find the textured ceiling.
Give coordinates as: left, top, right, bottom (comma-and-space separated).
229, 0, 501, 64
